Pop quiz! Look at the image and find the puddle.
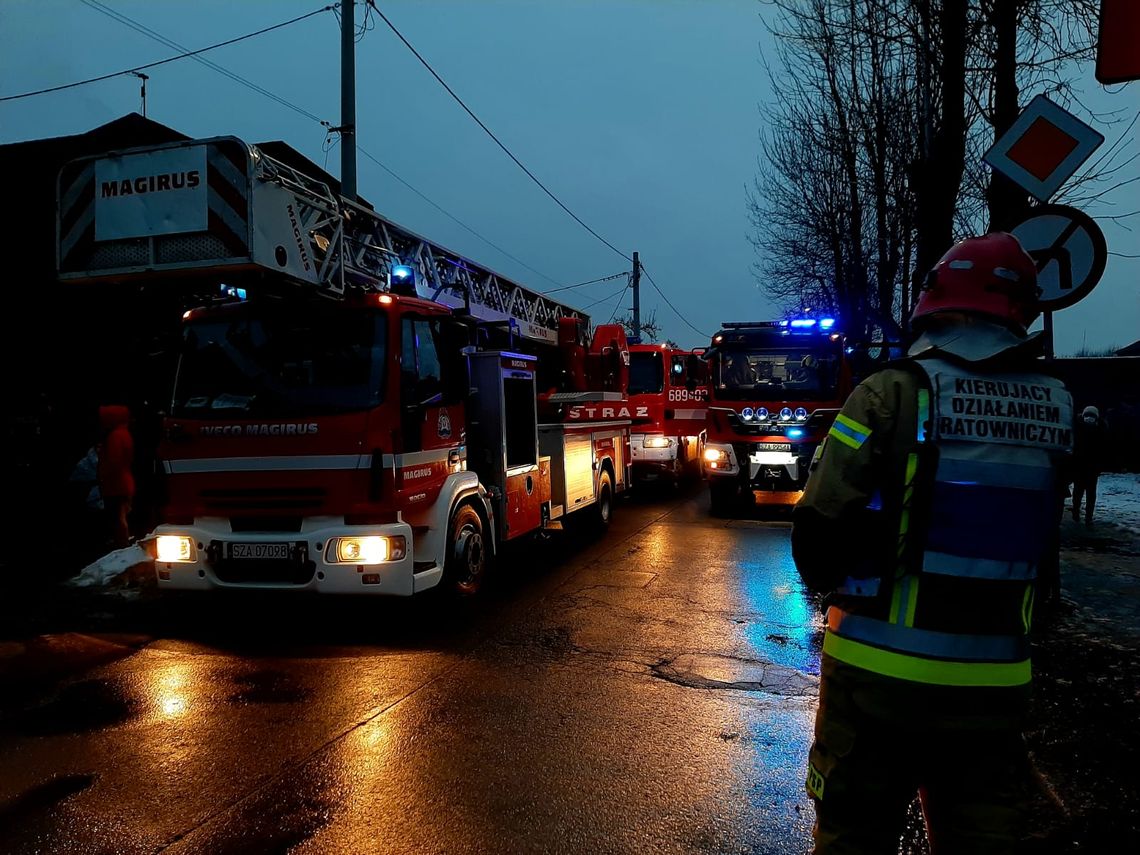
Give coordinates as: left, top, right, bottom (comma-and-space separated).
13, 679, 136, 734
652, 653, 817, 697
0, 773, 96, 834
227, 669, 312, 705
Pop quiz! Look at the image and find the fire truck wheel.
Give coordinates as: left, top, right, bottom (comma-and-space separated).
444, 504, 487, 597
709, 481, 740, 517
589, 470, 614, 532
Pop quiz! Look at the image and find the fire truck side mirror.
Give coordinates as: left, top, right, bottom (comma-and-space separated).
685, 353, 704, 388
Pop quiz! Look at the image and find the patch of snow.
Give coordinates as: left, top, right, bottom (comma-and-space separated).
68, 544, 152, 588
1097, 473, 1140, 532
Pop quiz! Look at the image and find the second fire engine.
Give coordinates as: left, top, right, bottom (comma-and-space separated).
701, 319, 853, 512
626, 343, 707, 483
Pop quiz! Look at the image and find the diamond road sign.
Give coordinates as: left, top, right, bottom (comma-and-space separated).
984, 95, 1105, 203
1010, 204, 1108, 311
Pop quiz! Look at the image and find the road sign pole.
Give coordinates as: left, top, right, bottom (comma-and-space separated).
1043, 310, 1054, 359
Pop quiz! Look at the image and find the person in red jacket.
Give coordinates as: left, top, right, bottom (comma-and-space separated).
96, 404, 135, 550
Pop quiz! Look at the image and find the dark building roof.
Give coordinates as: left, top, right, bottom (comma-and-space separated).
0, 113, 368, 283
1117, 340, 1140, 357
0, 113, 362, 405
2, 113, 189, 281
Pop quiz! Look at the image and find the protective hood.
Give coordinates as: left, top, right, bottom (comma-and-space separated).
908, 317, 1044, 364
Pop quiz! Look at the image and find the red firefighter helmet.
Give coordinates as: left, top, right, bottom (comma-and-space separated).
911, 232, 1040, 332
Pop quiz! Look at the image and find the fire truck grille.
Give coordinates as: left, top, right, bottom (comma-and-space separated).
90, 241, 148, 269
200, 487, 327, 512
213, 560, 315, 585
230, 517, 304, 533
156, 234, 234, 264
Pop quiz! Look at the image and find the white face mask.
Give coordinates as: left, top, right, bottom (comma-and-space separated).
1083, 415, 1097, 425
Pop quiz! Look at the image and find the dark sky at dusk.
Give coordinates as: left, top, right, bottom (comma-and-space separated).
2, 0, 1135, 352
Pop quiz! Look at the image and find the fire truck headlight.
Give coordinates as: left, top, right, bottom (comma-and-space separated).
644, 435, 672, 449
794, 407, 809, 421
326, 536, 407, 564
156, 535, 194, 563
703, 446, 733, 470
740, 407, 755, 422
779, 407, 794, 422
756, 407, 769, 420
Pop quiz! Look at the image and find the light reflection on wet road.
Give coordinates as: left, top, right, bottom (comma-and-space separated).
0, 487, 820, 854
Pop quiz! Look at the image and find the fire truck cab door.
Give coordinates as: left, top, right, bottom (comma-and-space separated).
399, 316, 463, 455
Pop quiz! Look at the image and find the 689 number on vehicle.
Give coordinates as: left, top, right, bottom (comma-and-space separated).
667, 388, 708, 402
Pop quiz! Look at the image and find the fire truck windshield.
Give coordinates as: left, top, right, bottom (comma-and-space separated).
714, 345, 839, 401
172, 306, 387, 418
629, 351, 665, 395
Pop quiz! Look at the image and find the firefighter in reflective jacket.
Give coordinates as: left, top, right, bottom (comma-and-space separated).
793, 233, 1073, 854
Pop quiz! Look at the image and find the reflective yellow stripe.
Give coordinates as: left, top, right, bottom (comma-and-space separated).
835, 413, 871, 438
888, 574, 920, 626
812, 438, 827, 464
827, 424, 862, 450
904, 575, 919, 626
823, 632, 1032, 687
895, 452, 920, 566
1022, 585, 1034, 633
916, 388, 930, 442
831, 414, 872, 449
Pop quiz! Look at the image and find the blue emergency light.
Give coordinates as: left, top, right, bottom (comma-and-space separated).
391, 264, 415, 283
787, 428, 805, 439
220, 284, 247, 300
783, 315, 839, 333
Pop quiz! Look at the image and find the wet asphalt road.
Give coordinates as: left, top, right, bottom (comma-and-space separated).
0, 486, 823, 854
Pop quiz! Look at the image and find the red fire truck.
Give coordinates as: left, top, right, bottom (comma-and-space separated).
625, 344, 707, 483
701, 318, 853, 513
57, 135, 631, 596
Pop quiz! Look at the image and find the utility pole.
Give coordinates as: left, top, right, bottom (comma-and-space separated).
340, 0, 357, 201
631, 251, 641, 343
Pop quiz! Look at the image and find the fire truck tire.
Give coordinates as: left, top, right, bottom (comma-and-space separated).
709, 481, 740, 517
442, 504, 488, 597
589, 469, 615, 532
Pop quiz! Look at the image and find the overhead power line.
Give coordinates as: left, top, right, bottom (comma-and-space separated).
357, 146, 566, 289
365, 2, 699, 337
541, 271, 630, 295
54, 2, 574, 293
366, 0, 632, 264
639, 263, 709, 339
581, 281, 631, 311
78, 0, 327, 124
608, 281, 632, 323
0, 5, 336, 103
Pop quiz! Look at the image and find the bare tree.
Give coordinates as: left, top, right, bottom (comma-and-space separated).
614, 310, 679, 347
753, 0, 1130, 336
751, 0, 921, 340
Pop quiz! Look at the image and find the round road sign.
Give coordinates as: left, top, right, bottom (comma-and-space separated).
1010, 203, 1108, 311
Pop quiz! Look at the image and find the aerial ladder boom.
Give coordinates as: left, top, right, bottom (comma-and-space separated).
58, 135, 585, 343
